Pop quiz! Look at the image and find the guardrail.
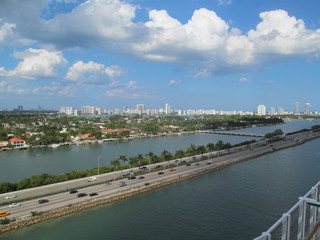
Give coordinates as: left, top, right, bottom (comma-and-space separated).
253, 181, 320, 240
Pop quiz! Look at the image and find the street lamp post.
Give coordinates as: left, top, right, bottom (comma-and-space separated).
98, 155, 102, 176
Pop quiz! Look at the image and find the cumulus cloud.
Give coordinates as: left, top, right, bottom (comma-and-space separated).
65, 61, 124, 85
0, 80, 61, 95
248, 10, 320, 58
1, 1, 320, 77
0, 21, 15, 45
136, 8, 320, 76
0, 48, 67, 79
105, 80, 145, 98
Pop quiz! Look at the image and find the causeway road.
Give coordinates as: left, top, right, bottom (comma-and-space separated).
1, 131, 319, 225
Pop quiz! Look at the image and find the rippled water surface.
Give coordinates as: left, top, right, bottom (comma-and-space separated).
1, 120, 320, 239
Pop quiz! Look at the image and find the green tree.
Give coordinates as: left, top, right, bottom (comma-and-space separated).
174, 150, 185, 159
186, 144, 197, 156
161, 150, 172, 167
110, 159, 121, 180
206, 142, 215, 151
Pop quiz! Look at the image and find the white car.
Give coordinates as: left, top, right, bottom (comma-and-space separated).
9, 203, 21, 208
87, 176, 97, 182
5, 194, 17, 200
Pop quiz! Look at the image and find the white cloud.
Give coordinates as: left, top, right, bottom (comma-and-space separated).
41, 0, 138, 49
65, 61, 123, 85
168, 79, 181, 86
105, 88, 124, 97
0, 48, 67, 80
265, 80, 275, 84
104, 65, 124, 78
105, 80, 145, 98
0, 21, 15, 45
0, 80, 62, 95
238, 77, 249, 83
248, 10, 320, 58
1, 1, 320, 77
216, 0, 232, 5
65, 61, 104, 81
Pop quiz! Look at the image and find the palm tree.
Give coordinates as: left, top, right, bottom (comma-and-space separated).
215, 140, 225, 150
118, 154, 128, 166
161, 150, 172, 168
206, 142, 215, 151
197, 145, 206, 160
110, 159, 120, 180
129, 156, 138, 167
174, 150, 185, 166
117, 154, 128, 176
187, 144, 197, 156
145, 151, 155, 172
175, 149, 185, 159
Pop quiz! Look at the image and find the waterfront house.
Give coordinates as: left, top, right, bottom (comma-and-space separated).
0, 141, 8, 149
76, 134, 96, 140
9, 138, 26, 147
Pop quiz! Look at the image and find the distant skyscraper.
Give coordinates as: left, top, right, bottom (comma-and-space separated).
165, 103, 171, 115
305, 103, 311, 115
295, 102, 300, 115
270, 107, 275, 115
81, 106, 95, 114
278, 107, 284, 115
257, 105, 266, 115
136, 104, 145, 115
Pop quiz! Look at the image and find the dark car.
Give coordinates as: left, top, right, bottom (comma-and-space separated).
195, 163, 200, 166
38, 199, 49, 204
105, 180, 112, 185
158, 172, 164, 175
128, 176, 136, 180
77, 193, 87, 198
69, 190, 78, 194
139, 176, 145, 179
89, 193, 98, 197
186, 163, 191, 166
119, 181, 127, 187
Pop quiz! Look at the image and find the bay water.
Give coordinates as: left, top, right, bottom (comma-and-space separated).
1, 119, 320, 239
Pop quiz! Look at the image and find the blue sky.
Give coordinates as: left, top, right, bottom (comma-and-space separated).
0, 0, 319, 112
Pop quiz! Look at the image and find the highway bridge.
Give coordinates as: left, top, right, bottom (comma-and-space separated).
202, 130, 265, 138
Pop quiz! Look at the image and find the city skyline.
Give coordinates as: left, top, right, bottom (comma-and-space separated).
1, 100, 317, 115
57, 102, 317, 116
0, 0, 320, 111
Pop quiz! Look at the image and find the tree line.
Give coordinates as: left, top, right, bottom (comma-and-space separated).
0, 139, 257, 194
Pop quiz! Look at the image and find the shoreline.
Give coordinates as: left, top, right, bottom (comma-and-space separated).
1, 131, 319, 234
0, 122, 279, 152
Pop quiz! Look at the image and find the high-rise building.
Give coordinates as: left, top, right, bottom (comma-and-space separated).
278, 107, 284, 115
257, 105, 266, 115
270, 107, 276, 115
60, 107, 77, 115
165, 103, 171, 115
305, 103, 311, 115
81, 106, 95, 114
295, 102, 300, 115
136, 104, 145, 115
